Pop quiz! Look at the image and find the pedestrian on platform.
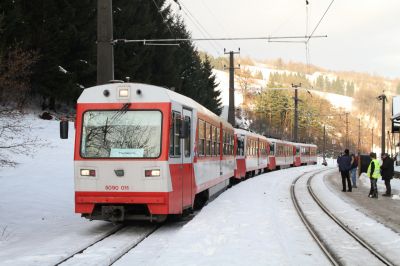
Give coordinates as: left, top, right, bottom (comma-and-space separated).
350, 153, 358, 188
337, 149, 352, 192
367, 152, 381, 198
380, 153, 394, 196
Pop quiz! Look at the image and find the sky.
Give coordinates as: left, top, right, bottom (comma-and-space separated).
167, 0, 400, 79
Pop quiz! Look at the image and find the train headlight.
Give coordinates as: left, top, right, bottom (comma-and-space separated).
118, 87, 130, 98
81, 169, 96, 177
145, 169, 160, 177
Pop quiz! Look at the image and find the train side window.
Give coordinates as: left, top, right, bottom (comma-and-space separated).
198, 119, 205, 156
237, 136, 244, 156
184, 116, 191, 158
217, 128, 221, 155
206, 122, 211, 156
270, 144, 275, 155
223, 131, 227, 155
169, 111, 181, 157
211, 126, 217, 156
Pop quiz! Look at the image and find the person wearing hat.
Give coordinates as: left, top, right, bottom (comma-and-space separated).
337, 149, 352, 192
380, 153, 394, 196
367, 152, 381, 198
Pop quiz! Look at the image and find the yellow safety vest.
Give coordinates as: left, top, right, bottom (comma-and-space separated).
367, 159, 381, 179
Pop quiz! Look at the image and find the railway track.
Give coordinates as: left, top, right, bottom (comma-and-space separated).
291, 169, 395, 266
53, 223, 159, 266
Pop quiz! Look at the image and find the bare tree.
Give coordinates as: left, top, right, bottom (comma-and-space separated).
0, 109, 45, 167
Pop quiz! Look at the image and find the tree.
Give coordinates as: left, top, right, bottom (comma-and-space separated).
0, 109, 46, 167
0, 47, 39, 108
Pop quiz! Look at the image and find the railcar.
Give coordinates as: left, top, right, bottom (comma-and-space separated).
65, 82, 234, 222
60, 82, 319, 223
267, 138, 294, 169
297, 143, 318, 165
233, 128, 269, 180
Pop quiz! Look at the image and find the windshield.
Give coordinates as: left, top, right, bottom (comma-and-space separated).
80, 110, 162, 158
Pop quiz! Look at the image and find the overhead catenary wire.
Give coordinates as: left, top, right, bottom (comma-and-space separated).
176, 0, 222, 55
112, 34, 327, 45
199, 0, 240, 49
151, 0, 175, 37
307, 0, 335, 43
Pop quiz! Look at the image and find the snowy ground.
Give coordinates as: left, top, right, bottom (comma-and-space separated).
0, 117, 399, 266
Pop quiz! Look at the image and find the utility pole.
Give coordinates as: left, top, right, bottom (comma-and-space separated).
292, 83, 301, 142
358, 118, 361, 154
378, 93, 387, 155
323, 125, 326, 163
345, 112, 349, 149
224, 48, 240, 127
97, 0, 114, 85
371, 128, 374, 151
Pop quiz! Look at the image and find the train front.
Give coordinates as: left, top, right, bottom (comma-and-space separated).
72, 83, 171, 222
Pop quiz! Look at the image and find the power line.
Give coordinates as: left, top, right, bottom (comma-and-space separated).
307, 0, 335, 43
151, 0, 174, 37
112, 35, 327, 45
199, 0, 240, 49
177, 0, 222, 55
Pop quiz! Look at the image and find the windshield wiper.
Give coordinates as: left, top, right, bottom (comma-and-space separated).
111, 103, 131, 121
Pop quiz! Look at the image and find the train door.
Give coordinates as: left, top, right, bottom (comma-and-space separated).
182, 108, 193, 209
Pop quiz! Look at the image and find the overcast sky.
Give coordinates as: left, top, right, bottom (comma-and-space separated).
167, 0, 400, 79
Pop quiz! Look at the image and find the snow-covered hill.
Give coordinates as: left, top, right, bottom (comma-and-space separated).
214, 63, 354, 121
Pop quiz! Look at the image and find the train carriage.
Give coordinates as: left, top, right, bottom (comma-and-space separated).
233, 129, 269, 180
267, 138, 294, 169
71, 83, 233, 222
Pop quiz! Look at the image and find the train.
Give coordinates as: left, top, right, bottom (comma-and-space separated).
60, 82, 317, 222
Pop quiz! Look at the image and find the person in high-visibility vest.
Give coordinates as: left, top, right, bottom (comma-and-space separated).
367, 152, 381, 198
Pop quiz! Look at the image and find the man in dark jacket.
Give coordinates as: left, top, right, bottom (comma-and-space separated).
337, 149, 352, 192
380, 153, 394, 196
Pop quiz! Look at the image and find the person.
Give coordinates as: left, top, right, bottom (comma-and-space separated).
380, 153, 394, 196
337, 149, 352, 192
349, 153, 358, 188
367, 152, 381, 198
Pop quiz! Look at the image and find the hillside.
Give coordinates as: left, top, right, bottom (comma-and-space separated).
207, 54, 399, 156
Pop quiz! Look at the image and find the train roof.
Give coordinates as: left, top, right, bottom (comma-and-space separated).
234, 128, 268, 141
266, 138, 294, 145
78, 82, 231, 128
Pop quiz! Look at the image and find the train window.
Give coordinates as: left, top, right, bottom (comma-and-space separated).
198, 119, 205, 156
216, 128, 221, 155
81, 110, 162, 158
269, 144, 275, 155
237, 136, 244, 156
206, 123, 211, 156
212, 126, 217, 156
184, 116, 191, 158
168, 111, 181, 157
230, 134, 234, 155
223, 131, 227, 155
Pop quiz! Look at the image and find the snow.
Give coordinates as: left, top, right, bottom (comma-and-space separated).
213, 64, 355, 121
0, 116, 399, 265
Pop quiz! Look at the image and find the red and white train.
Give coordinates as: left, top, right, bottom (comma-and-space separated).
60, 82, 317, 222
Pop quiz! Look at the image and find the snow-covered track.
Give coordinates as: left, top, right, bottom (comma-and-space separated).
307, 174, 395, 266
291, 169, 339, 266
292, 169, 395, 266
54, 224, 159, 266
